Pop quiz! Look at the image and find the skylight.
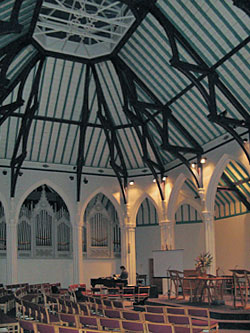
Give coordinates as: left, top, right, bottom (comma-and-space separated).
34, 0, 135, 59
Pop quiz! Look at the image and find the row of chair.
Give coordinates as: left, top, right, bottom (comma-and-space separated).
17, 297, 219, 333
19, 320, 114, 333
18, 312, 212, 333
136, 304, 216, 327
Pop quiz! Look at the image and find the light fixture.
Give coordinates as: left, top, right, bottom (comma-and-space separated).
18, 172, 23, 176
162, 176, 167, 182
2, 170, 7, 175
69, 176, 74, 180
153, 178, 157, 183
83, 177, 88, 184
129, 180, 135, 185
243, 137, 248, 143
200, 157, 207, 164
191, 162, 197, 169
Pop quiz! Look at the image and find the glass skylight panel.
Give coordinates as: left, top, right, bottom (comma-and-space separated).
34, 0, 135, 59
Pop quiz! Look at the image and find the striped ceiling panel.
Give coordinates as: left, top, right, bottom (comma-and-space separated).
215, 160, 250, 219
156, 0, 249, 66
0, 0, 249, 200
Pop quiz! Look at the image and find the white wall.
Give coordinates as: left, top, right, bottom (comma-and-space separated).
214, 213, 250, 275
175, 222, 205, 270
16, 258, 120, 289
135, 225, 161, 279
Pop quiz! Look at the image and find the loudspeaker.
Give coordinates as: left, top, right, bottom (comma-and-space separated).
149, 285, 158, 298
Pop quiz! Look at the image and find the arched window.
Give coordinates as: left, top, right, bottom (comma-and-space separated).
18, 185, 72, 258
136, 198, 158, 226
84, 193, 120, 258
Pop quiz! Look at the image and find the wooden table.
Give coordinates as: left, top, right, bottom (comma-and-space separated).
183, 276, 230, 305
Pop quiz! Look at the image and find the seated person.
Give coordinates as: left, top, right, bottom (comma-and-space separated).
119, 265, 128, 286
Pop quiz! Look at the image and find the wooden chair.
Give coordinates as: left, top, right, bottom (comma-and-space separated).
36, 322, 56, 333
78, 315, 101, 331
99, 317, 122, 331
19, 319, 35, 333
145, 322, 174, 333
58, 313, 78, 327
122, 310, 142, 321
186, 307, 219, 333
142, 312, 167, 324
121, 319, 146, 332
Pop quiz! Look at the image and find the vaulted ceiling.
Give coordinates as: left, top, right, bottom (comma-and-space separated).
0, 0, 249, 202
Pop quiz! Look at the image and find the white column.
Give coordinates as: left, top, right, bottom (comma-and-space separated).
159, 220, 175, 250
202, 211, 216, 275
72, 204, 83, 284
6, 199, 18, 284
121, 225, 136, 286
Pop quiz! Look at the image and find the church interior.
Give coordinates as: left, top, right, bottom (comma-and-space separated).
0, 0, 250, 331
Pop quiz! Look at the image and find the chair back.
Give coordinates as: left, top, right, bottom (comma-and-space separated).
36, 323, 56, 333
143, 312, 166, 323
146, 322, 174, 333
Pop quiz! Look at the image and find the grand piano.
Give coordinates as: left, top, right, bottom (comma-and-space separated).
90, 277, 126, 288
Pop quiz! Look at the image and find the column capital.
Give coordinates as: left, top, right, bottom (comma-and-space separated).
202, 210, 214, 223
121, 224, 136, 231
159, 219, 173, 226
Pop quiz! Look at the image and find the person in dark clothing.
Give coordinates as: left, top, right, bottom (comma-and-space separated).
119, 265, 128, 286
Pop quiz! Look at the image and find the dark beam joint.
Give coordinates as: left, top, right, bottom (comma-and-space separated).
0, 20, 23, 35
221, 173, 250, 210
170, 58, 211, 75
161, 144, 202, 154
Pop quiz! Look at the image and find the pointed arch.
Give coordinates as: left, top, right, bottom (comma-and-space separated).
81, 187, 123, 228
206, 154, 239, 212
15, 179, 74, 225
130, 193, 160, 224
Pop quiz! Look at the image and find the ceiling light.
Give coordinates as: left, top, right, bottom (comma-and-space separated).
129, 180, 135, 185
153, 178, 157, 183
200, 157, 207, 164
162, 176, 167, 182
191, 162, 197, 168
83, 177, 88, 184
